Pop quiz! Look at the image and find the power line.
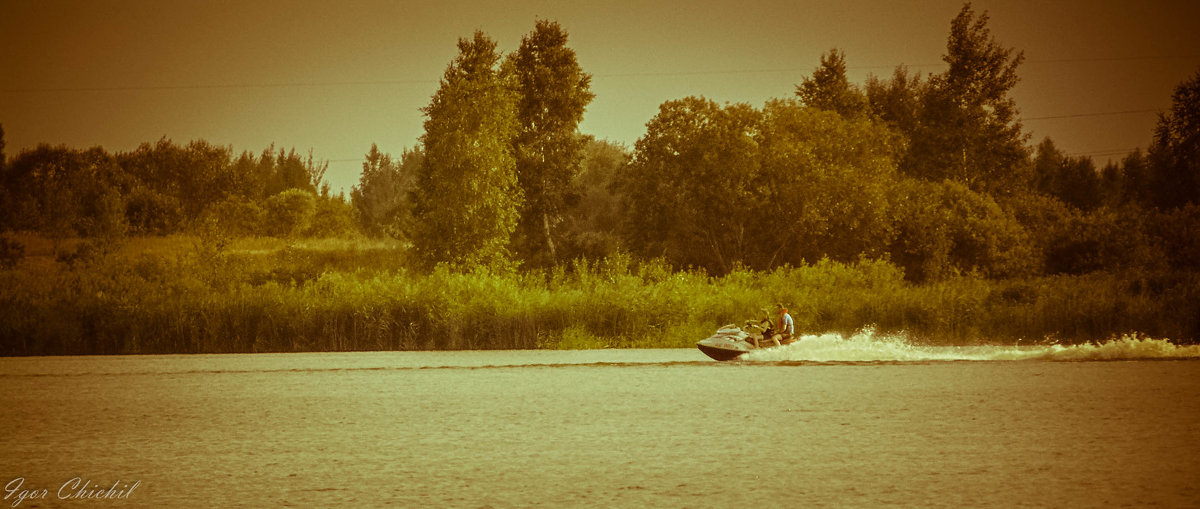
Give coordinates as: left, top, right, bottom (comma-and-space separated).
0, 78, 439, 94
599, 63, 945, 78
587, 54, 1200, 78
1, 79, 1165, 124
1067, 148, 1142, 157
1025, 54, 1200, 64
1025, 109, 1159, 121
4, 54, 1196, 93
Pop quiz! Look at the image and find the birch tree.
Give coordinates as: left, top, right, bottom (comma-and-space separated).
411, 31, 522, 268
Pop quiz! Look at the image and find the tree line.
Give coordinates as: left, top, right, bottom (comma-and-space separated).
2, 5, 1198, 282
0, 137, 358, 242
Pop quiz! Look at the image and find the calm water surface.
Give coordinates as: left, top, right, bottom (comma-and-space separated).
2, 338, 1199, 508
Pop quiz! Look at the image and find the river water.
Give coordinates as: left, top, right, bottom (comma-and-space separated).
2, 333, 1199, 508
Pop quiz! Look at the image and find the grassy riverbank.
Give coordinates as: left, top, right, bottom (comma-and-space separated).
1, 234, 1197, 355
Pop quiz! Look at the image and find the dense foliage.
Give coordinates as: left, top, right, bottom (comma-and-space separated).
411, 31, 522, 269
0, 139, 355, 241
510, 20, 595, 266
1, 236, 1195, 355
1, 6, 1198, 353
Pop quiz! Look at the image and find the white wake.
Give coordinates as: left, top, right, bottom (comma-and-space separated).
741, 329, 1200, 363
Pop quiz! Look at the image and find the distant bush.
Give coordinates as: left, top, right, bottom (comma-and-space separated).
889, 179, 1033, 282
1045, 204, 1164, 275
204, 196, 266, 237
125, 185, 184, 235
1152, 203, 1200, 271
306, 195, 359, 239
75, 187, 129, 240
265, 189, 316, 237
2, 145, 131, 239
999, 192, 1074, 274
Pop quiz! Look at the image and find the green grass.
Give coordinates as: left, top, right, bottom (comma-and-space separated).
0, 234, 1197, 355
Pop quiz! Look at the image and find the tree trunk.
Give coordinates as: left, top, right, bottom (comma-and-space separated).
542, 212, 557, 264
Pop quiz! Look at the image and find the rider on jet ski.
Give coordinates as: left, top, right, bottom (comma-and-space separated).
745, 303, 794, 347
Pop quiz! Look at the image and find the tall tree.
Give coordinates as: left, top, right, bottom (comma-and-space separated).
1147, 68, 1200, 209
351, 144, 420, 238
1119, 149, 1152, 205
558, 139, 630, 260
795, 49, 869, 118
621, 97, 900, 273
264, 148, 321, 196
1057, 156, 1103, 211
621, 97, 761, 274
904, 3, 1028, 196
1030, 138, 1065, 193
510, 20, 595, 266
1098, 160, 1124, 207
757, 99, 900, 267
865, 66, 925, 137
411, 31, 522, 268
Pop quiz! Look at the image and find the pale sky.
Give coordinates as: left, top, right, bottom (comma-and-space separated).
2, 0, 1198, 193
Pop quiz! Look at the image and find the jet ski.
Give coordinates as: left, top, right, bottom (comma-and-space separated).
696, 321, 793, 361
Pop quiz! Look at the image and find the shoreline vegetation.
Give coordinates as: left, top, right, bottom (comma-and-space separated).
0, 234, 1196, 356
2, 7, 1199, 355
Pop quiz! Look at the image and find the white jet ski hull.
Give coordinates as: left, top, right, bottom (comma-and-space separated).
696, 325, 759, 361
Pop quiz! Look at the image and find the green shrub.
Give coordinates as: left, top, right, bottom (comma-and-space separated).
125, 186, 184, 235
1, 236, 1196, 355
1045, 205, 1164, 275
204, 196, 266, 237
1151, 203, 1200, 270
890, 179, 1033, 282
306, 195, 359, 239
265, 189, 316, 237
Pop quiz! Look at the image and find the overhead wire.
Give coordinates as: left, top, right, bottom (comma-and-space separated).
1025, 109, 1159, 121
0, 79, 440, 94
1067, 149, 1141, 157
4, 53, 1187, 164
3, 54, 1196, 93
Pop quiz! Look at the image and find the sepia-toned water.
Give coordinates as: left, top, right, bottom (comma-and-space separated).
2, 334, 1199, 508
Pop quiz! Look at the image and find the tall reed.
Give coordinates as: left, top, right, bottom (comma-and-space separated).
0, 236, 1196, 355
